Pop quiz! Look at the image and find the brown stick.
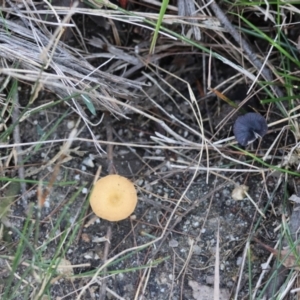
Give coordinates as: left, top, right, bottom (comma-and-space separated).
12, 89, 27, 207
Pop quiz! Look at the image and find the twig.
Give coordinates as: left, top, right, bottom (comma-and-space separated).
105, 113, 115, 175
11, 87, 26, 207
99, 226, 112, 300
96, 278, 125, 300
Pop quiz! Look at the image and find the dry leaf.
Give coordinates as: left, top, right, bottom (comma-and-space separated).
254, 238, 300, 270
231, 185, 249, 200
279, 247, 300, 270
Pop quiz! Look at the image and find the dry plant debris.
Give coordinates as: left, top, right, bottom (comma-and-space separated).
255, 238, 300, 271
231, 184, 249, 201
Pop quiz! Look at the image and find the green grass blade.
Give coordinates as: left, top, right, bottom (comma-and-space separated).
149, 0, 169, 55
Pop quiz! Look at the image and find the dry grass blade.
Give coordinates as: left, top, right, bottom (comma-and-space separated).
0, 17, 142, 116
214, 219, 220, 300
37, 128, 78, 208
178, 0, 201, 40
234, 240, 250, 300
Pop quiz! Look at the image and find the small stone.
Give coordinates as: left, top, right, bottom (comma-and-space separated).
169, 239, 179, 247
206, 275, 214, 285
192, 221, 200, 228
236, 256, 243, 266
118, 129, 123, 135
193, 245, 201, 255
137, 179, 144, 186
44, 198, 50, 208
92, 236, 108, 243
84, 252, 94, 259
82, 157, 94, 168
67, 120, 75, 129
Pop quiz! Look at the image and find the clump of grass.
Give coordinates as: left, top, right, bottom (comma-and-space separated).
0, 185, 89, 299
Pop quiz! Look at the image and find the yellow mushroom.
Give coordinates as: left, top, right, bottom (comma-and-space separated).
89, 174, 137, 221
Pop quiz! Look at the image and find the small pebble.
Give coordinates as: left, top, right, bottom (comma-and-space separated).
192, 221, 200, 228
67, 120, 75, 129
92, 236, 108, 243
83, 252, 94, 259
169, 239, 179, 248
137, 179, 144, 186
206, 275, 214, 285
118, 129, 123, 135
193, 245, 201, 255
82, 157, 94, 168
74, 174, 80, 180
184, 130, 188, 138
236, 256, 243, 266
44, 199, 50, 208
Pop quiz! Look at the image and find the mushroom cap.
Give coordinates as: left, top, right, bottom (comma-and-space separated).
89, 174, 137, 222
233, 113, 268, 146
